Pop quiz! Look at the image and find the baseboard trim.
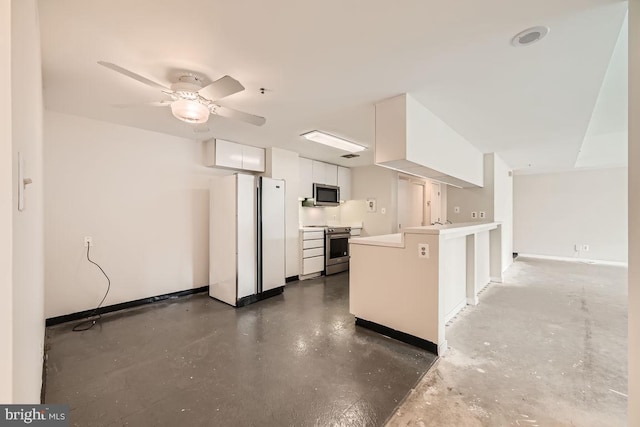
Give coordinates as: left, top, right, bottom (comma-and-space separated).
40, 347, 46, 403
236, 286, 285, 307
355, 317, 439, 355
517, 253, 628, 267
45, 286, 210, 327
444, 300, 467, 324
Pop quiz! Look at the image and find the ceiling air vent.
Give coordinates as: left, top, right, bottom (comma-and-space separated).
511, 26, 549, 47
341, 153, 360, 159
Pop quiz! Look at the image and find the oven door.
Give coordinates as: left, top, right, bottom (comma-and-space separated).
326, 233, 350, 266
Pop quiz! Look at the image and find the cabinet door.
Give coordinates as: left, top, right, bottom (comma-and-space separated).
215, 139, 243, 169
337, 166, 351, 201
242, 145, 265, 172
325, 163, 338, 186
303, 256, 325, 274
312, 160, 326, 184
299, 158, 313, 199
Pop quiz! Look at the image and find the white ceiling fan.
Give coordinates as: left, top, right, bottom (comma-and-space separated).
97, 61, 266, 127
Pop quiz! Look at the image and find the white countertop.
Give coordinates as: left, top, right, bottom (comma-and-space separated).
350, 222, 500, 247
300, 223, 362, 231
300, 226, 325, 231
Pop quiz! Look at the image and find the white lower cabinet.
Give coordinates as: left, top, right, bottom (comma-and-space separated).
299, 229, 325, 277
303, 256, 325, 274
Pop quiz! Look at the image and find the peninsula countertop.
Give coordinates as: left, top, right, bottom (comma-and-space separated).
349, 222, 500, 248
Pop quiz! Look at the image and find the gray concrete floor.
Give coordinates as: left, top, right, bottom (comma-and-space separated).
45, 272, 436, 426
387, 256, 628, 427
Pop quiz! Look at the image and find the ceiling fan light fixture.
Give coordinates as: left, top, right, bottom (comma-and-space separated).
171, 99, 210, 124
301, 130, 366, 153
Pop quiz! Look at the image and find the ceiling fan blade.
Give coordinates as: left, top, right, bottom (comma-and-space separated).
98, 61, 170, 91
199, 75, 244, 101
111, 100, 172, 108
214, 105, 266, 126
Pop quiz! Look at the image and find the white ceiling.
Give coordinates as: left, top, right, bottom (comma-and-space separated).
38, 0, 628, 172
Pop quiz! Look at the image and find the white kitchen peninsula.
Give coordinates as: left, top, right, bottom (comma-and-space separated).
349, 222, 503, 355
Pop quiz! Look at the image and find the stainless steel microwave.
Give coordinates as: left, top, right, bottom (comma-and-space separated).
304, 183, 340, 207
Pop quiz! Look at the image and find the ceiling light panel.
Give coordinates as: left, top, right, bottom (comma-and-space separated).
301, 130, 366, 153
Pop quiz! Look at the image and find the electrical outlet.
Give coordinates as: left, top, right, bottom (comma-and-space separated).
418, 243, 430, 258
582, 244, 589, 252
479, 211, 486, 219
471, 211, 477, 219
381, 207, 386, 215
84, 236, 93, 247
454, 206, 460, 214
574, 244, 581, 251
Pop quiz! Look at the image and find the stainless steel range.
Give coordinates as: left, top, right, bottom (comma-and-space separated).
325, 227, 351, 275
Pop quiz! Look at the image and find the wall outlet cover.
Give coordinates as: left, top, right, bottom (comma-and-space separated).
84, 236, 93, 247
381, 207, 386, 215
582, 244, 589, 252
418, 243, 430, 258
454, 206, 460, 213
471, 211, 477, 219
479, 211, 486, 218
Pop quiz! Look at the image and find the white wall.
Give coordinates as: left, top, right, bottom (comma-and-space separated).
44, 112, 211, 318
350, 165, 398, 236
447, 153, 513, 271
0, 0, 13, 403
513, 168, 628, 263
629, 0, 639, 423
264, 147, 299, 278
447, 154, 495, 222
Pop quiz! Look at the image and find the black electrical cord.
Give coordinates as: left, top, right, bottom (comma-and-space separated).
72, 243, 111, 332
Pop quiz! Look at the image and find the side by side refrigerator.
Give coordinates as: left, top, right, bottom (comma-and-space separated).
209, 174, 286, 307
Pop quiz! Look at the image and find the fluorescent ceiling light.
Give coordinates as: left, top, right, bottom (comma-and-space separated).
301, 130, 366, 153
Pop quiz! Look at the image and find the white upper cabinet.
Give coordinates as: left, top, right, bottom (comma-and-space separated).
337, 166, 351, 201
299, 157, 313, 199
312, 160, 338, 185
212, 139, 243, 169
312, 160, 326, 184
241, 144, 265, 172
325, 163, 338, 186
301, 158, 348, 199
204, 139, 265, 173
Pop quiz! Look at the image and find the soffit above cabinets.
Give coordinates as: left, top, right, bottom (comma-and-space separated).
375, 94, 484, 188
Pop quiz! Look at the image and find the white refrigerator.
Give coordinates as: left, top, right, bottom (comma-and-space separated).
209, 174, 286, 307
